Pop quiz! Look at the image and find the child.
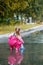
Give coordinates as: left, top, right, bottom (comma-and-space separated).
8, 26, 24, 54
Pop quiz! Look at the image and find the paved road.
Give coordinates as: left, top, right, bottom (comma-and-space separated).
0, 25, 43, 43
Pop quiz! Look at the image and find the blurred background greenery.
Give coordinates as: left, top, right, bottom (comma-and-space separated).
0, 0, 43, 25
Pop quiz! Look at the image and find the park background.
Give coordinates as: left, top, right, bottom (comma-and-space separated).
0, 0, 43, 34
0, 0, 43, 65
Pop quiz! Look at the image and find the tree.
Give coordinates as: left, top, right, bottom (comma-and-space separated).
0, 0, 43, 24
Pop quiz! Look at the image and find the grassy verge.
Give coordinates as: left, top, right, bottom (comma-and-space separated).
0, 23, 40, 34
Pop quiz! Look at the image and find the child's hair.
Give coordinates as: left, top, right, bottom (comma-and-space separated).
15, 26, 20, 35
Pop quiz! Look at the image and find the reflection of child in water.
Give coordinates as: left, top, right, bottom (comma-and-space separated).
8, 51, 23, 65
8, 27, 24, 53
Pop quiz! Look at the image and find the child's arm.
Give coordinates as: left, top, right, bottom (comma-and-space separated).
18, 36, 24, 43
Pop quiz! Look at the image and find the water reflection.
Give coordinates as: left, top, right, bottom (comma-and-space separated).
8, 51, 23, 65
0, 31, 43, 65
23, 31, 43, 43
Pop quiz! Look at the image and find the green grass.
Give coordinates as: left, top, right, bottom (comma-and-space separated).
0, 23, 40, 34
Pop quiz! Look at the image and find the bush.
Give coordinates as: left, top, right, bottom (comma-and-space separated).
36, 21, 41, 24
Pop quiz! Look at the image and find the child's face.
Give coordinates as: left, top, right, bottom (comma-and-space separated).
15, 27, 20, 35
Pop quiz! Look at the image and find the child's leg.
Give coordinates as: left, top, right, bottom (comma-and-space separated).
10, 47, 13, 54
15, 44, 21, 53
15, 48, 18, 53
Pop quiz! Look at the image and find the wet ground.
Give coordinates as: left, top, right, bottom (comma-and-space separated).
0, 31, 43, 65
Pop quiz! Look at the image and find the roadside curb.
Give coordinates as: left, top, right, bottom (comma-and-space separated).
0, 25, 43, 38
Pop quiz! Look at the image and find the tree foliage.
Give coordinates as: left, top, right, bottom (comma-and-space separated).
0, 0, 43, 23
